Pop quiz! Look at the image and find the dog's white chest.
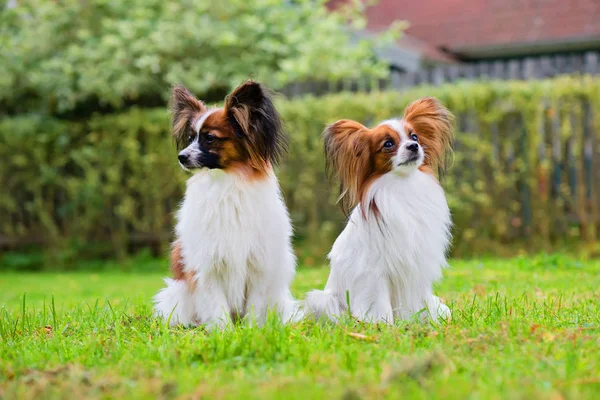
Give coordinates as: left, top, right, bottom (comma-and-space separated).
331, 171, 451, 281
375, 172, 451, 272
383, 174, 448, 246
175, 171, 290, 274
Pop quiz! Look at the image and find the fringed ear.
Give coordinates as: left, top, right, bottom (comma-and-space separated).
323, 119, 371, 215
224, 80, 287, 169
170, 85, 207, 150
403, 97, 454, 175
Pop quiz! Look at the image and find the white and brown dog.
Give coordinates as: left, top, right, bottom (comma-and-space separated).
154, 80, 300, 329
306, 98, 454, 323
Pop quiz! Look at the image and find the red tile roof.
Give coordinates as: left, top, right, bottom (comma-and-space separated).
331, 0, 600, 56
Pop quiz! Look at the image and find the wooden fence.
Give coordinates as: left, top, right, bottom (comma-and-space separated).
281, 51, 600, 97
449, 99, 599, 248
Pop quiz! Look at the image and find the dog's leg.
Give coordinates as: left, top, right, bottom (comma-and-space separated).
192, 277, 232, 330
279, 291, 304, 323
246, 287, 302, 326
424, 294, 451, 322
349, 276, 394, 324
270, 252, 304, 325
244, 285, 268, 326
246, 250, 301, 326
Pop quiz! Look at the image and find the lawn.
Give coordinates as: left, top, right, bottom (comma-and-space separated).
0, 255, 599, 399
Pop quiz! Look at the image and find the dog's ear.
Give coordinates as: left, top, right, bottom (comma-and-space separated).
403, 97, 454, 174
323, 120, 371, 214
170, 85, 207, 150
224, 80, 286, 169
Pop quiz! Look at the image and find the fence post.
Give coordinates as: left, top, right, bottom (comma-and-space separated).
389, 70, 402, 90
432, 66, 445, 85
571, 54, 584, 74
555, 55, 567, 75
516, 115, 533, 236
523, 57, 537, 80
447, 64, 460, 83
539, 56, 554, 78
582, 100, 596, 240
478, 61, 490, 79
536, 101, 551, 245
584, 51, 599, 75
567, 111, 578, 203
416, 69, 429, 86
464, 64, 476, 79
508, 60, 520, 79
491, 61, 505, 79
549, 101, 566, 238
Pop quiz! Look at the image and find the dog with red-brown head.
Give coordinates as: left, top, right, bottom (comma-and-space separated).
306, 98, 455, 324
154, 80, 301, 330
171, 80, 286, 178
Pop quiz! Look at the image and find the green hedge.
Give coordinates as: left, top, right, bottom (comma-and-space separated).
2, 76, 600, 267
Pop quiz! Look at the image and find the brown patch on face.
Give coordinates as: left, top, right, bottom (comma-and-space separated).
368, 125, 401, 175
196, 110, 269, 180
403, 97, 454, 174
324, 121, 401, 217
170, 240, 197, 291
202, 111, 247, 164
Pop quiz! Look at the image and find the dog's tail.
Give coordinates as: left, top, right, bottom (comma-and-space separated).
153, 278, 197, 327
304, 289, 346, 322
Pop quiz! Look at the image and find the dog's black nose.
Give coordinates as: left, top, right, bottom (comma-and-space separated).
178, 153, 188, 163
407, 143, 419, 153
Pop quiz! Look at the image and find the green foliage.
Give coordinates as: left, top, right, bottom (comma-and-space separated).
1, 76, 599, 264
0, 0, 397, 115
1, 256, 599, 398
0, 109, 178, 262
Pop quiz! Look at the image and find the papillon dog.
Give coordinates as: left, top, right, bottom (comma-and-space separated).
306, 97, 454, 323
154, 80, 300, 329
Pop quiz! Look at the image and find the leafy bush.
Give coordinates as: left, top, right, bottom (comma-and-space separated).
1, 76, 599, 267
0, 109, 177, 263
0, 0, 397, 115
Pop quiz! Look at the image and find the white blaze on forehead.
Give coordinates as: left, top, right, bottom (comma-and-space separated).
378, 119, 408, 140
193, 108, 219, 133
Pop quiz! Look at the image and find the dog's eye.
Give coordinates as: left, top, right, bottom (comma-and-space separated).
383, 140, 394, 149
411, 133, 418, 141
187, 134, 193, 142
205, 133, 216, 143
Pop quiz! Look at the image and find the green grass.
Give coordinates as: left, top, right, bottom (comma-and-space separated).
0, 254, 599, 399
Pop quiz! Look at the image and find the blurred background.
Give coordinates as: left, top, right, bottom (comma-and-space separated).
1, 0, 599, 270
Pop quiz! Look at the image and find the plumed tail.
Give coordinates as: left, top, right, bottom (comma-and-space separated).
153, 278, 197, 327
304, 289, 346, 322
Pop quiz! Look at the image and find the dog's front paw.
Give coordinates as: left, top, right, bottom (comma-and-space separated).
202, 313, 234, 331
436, 301, 452, 322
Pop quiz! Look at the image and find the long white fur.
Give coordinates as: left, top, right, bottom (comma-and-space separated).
154, 114, 300, 330
305, 119, 452, 323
